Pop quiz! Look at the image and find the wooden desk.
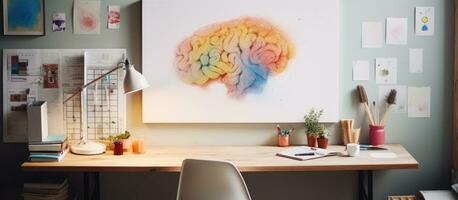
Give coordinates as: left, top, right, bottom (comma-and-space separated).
21, 144, 418, 200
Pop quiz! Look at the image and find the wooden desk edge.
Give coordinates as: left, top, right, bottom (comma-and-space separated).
21, 163, 419, 173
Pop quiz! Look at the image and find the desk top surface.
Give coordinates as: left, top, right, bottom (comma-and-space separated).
21, 144, 418, 172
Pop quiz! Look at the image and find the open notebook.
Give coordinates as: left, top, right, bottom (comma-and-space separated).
276, 146, 339, 161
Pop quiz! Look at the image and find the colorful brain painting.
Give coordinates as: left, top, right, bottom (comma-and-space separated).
175, 17, 295, 97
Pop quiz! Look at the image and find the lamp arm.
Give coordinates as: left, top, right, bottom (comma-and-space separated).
63, 64, 124, 104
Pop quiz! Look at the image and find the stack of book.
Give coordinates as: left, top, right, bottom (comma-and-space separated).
22, 177, 71, 200
28, 135, 69, 162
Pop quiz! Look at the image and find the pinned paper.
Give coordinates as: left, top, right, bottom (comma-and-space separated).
378, 85, 407, 113
416, 7, 434, 36
386, 18, 408, 45
409, 48, 423, 73
108, 5, 120, 29
408, 87, 431, 118
375, 58, 397, 84
353, 60, 370, 81
74, 0, 101, 34
362, 22, 383, 48
52, 13, 66, 32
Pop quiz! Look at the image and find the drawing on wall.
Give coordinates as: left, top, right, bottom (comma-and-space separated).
415, 7, 434, 36
3, 0, 45, 35
142, 0, 340, 123
408, 87, 431, 118
375, 58, 397, 84
74, 0, 101, 35
176, 17, 294, 98
43, 64, 59, 88
386, 18, 408, 45
108, 5, 120, 29
52, 13, 66, 32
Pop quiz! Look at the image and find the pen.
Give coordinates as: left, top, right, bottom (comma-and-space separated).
294, 153, 315, 156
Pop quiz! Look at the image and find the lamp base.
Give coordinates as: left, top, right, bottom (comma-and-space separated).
70, 141, 106, 155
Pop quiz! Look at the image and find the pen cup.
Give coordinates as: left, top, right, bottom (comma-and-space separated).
278, 135, 290, 147
369, 125, 385, 146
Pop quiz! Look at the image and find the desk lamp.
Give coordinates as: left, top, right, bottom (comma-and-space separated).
64, 59, 149, 155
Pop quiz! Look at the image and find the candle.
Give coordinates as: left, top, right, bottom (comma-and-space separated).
132, 138, 146, 154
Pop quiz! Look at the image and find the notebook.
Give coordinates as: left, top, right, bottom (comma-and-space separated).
276, 146, 339, 161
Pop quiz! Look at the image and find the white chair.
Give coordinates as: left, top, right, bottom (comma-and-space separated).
176, 159, 252, 200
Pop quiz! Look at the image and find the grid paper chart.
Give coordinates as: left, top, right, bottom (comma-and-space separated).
85, 69, 121, 140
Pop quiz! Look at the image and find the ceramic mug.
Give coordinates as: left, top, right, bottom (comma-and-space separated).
347, 143, 360, 157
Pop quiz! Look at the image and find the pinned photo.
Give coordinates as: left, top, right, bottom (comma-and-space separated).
43, 64, 59, 88
52, 13, 66, 32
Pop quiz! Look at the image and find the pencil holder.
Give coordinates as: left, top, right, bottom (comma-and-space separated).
369, 125, 385, 146
277, 135, 289, 147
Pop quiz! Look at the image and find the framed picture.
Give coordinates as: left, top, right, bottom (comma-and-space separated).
3, 0, 45, 36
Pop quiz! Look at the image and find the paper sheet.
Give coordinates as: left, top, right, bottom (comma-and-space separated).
353, 60, 370, 81
376, 58, 397, 84
52, 13, 66, 32
362, 22, 383, 48
386, 18, 408, 45
408, 87, 431, 118
74, 0, 101, 34
416, 7, 434, 36
409, 48, 423, 73
108, 5, 120, 29
378, 85, 407, 113
370, 152, 397, 158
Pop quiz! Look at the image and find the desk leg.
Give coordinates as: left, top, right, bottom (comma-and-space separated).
94, 172, 100, 200
358, 170, 374, 200
84, 172, 90, 200
83, 172, 101, 200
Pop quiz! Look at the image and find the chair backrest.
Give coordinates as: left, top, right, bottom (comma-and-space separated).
176, 159, 252, 200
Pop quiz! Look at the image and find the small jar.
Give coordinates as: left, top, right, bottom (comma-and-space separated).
114, 140, 123, 155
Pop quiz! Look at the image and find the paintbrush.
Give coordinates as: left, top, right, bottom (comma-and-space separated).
373, 101, 379, 125
356, 85, 375, 125
380, 89, 397, 126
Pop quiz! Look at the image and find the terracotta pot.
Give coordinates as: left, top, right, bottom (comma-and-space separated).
277, 135, 290, 147
317, 137, 329, 149
307, 135, 317, 147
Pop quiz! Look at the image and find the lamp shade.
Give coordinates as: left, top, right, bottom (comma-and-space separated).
123, 64, 150, 94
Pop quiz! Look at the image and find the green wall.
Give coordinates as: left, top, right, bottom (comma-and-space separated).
0, 0, 454, 199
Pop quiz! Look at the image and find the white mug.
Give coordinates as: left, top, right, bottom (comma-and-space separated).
347, 143, 360, 157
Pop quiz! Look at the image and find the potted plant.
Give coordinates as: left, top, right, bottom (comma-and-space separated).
276, 125, 294, 147
304, 109, 324, 148
317, 128, 329, 149
116, 131, 131, 152
99, 131, 131, 152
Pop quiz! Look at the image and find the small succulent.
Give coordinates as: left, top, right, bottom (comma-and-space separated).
276, 124, 294, 137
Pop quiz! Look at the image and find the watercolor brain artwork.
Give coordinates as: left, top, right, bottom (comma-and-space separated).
175, 17, 294, 97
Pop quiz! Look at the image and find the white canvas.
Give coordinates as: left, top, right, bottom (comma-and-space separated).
142, 0, 340, 123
